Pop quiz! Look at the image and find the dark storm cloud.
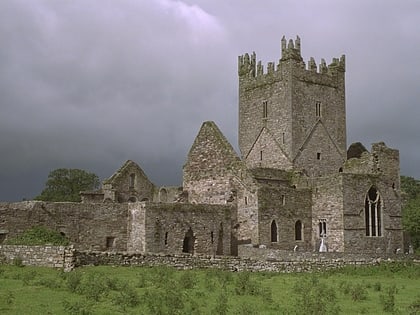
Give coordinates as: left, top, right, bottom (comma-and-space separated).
0, 0, 419, 201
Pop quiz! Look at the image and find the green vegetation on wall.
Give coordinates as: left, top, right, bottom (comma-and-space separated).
4, 226, 69, 246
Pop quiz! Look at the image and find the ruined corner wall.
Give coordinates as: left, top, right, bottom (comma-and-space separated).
128, 202, 234, 256
342, 174, 403, 253
0, 201, 128, 251
341, 142, 403, 253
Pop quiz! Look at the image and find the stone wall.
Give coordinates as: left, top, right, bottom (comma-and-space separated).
127, 202, 234, 256
74, 249, 416, 273
1, 245, 416, 273
0, 245, 74, 270
0, 201, 128, 251
258, 185, 312, 250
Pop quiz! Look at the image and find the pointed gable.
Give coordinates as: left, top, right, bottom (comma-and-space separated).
245, 127, 293, 170
294, 121, 345, 176
103, 160, 156, 202
184, 121, 241, 180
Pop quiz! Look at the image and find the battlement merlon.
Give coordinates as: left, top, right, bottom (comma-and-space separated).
238, 36, 346, 78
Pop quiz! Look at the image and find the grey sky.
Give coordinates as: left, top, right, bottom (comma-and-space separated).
1, 0, 419, 201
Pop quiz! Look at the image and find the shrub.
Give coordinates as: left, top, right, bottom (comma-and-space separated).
112, 283, 140, 309
62, 299, 93, 315
407, 295, 420, 315
373, 281, 382, 292
179, 271, 196, 289
380, 284, 398, 313
5, 226, 69, 246
350, 283, 368, 302
77, 272, 110, 301
64, 271, 83, 293
213, 288, 228, 315
13, 256, 24, 267
293, 274, 340, 315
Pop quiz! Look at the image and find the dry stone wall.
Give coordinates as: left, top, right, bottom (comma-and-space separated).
0, 245, 74, 270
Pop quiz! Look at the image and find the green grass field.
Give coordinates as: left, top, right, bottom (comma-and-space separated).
0, 262, 419, 314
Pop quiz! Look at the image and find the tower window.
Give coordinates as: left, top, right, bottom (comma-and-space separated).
317, 152, 321, 160
282, 132, 285, 144
315, 101, 321, 117
263, 100, 268, 119
260, 150, 263, 161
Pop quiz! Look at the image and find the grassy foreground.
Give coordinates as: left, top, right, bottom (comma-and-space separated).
0, 262, 419, 314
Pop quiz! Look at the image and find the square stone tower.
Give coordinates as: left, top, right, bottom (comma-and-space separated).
238, 36, 346, 177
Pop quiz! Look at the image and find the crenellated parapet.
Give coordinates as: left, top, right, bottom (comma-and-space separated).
238, 36, 345, 88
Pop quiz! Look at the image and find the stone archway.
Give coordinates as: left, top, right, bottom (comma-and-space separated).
182, 227, 195, 254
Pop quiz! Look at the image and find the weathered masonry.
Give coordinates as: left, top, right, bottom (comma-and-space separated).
0, 36, 404, 255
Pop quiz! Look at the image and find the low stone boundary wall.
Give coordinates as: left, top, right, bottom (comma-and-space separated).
0, 245, 417, 273
74, 250, 416, 273
0, 245, 74, 271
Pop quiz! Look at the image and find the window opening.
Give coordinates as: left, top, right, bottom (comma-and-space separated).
317, 152, 321, 160
319, 219, 327, 237
106, 237, 115, 249
282, 132, 285, 144
260, 150, 263, 161
211, 231, 214, 244
164, 232, 168, 245
271, 220, 278, 242
365, 187, 382, 237
315, 101, 321, 117
244, 196, 248, 205
263, 100, 268, 119
129, 173, 135, 189
295, 220, 302, 241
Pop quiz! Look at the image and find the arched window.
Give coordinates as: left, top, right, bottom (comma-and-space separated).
295, 220, 302, 241
271, 220, 278, 242
365, 187, 382, 237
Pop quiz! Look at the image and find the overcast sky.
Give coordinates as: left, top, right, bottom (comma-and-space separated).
1, 0, 419, 201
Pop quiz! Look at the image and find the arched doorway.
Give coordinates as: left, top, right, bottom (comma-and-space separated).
182, 227, 195, 254
271, 220, 278, 242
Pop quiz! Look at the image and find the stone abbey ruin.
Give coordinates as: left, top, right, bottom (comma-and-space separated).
0, 36, 404, 257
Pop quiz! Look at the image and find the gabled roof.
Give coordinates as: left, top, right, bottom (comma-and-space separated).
184, 121, 241, 169
103, 160, 151, 185
245, 127, 292, 164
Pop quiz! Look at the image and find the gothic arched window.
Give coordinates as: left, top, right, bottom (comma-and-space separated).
365, 187, 382, 237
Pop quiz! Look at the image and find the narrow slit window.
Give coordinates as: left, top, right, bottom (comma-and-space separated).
317, 152, 321, 160
263, 100, 268, 119
316, 101, 321, 117
260, 150, 263, 161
